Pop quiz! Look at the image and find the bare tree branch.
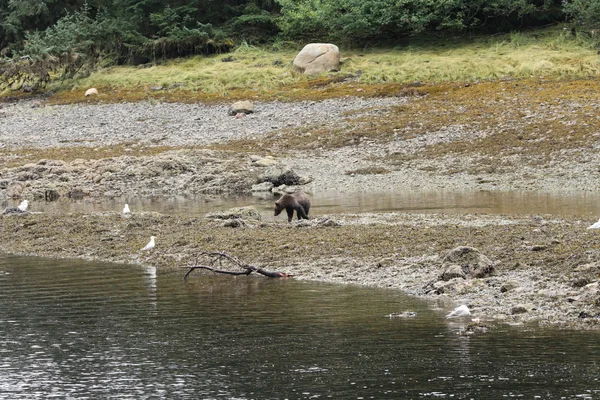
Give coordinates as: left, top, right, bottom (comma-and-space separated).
183, 251, 294, 280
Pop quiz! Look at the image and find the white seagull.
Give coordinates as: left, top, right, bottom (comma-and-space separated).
17, 200, 28, 212
446, 304, 471, 319
123, 204, 131, 214
141, 236, 156, 251
587, 219, 600, 229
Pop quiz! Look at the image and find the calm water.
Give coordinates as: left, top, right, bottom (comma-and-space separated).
0, 255, 599, 399
4, 189, 600, 219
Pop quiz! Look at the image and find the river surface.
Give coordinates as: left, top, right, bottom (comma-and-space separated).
0, 254, 599, 399
4, 189, 600, 220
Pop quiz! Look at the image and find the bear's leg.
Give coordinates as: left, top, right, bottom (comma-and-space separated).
296, 206, 308, 220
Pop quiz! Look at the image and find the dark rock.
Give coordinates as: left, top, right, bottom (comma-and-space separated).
511, 305, 528, 315
259, 168, 308, 187
465, 321, 490, 334
500, 281, 518, 293
44, 189, 60, 201
440, 264, 466, 281
572, 277, 591, 288
578, 311, 594, 319
2, 207, 26, 216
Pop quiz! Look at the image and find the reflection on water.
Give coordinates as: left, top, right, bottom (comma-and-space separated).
1, 254, 599, 399
4, 189, 600, 219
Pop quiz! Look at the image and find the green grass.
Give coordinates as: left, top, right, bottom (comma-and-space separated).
64, 45, 303, 96
352, 29, 600, 83
77, 28, 598, 87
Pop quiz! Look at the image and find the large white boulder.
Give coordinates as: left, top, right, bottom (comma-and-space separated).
293, 43, 340, 75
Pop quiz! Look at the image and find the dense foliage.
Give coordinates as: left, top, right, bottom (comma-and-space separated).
276, 0, 564, 41
0, 0, 280, 60
563, 0, 600, 31
0, 0, 598, 91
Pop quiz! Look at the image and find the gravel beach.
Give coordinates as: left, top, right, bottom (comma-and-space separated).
0, 97, 405, 149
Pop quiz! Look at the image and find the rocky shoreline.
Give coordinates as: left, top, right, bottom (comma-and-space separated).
2, 88, 600, 330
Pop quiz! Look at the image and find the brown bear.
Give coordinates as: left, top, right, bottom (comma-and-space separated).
274, 192, 311, 222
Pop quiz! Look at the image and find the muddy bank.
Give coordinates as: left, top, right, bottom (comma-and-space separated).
1, 210, 599, 329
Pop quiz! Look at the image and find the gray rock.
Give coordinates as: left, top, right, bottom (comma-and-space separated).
441, 246, 496, 278
7, 182, 25, 198
317, 218, 341, 227
431, 278, 464, 294
204, 206, 262, 221
252, 156, 278, 167
223, 218, 246, 228
68, 188, 86, 199
377, 257, 394, 268
228, 101, 254, 116
251, 182, 274, 192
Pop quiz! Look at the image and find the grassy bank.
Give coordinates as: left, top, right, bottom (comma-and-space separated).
23, 26, 600, 105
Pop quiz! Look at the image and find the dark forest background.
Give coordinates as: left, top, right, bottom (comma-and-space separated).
0, 0, 599, 87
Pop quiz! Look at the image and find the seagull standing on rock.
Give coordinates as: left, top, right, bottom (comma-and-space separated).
446, 304, 471, 319
17, 200, 28, 212
141, 236, 156, 252
123, 204, 131, 214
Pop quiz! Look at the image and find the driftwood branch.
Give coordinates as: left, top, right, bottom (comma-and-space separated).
183, 251, 294, 280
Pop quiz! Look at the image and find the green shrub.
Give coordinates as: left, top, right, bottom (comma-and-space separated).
563, 0, 600, 31
275, 0, 561, 43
